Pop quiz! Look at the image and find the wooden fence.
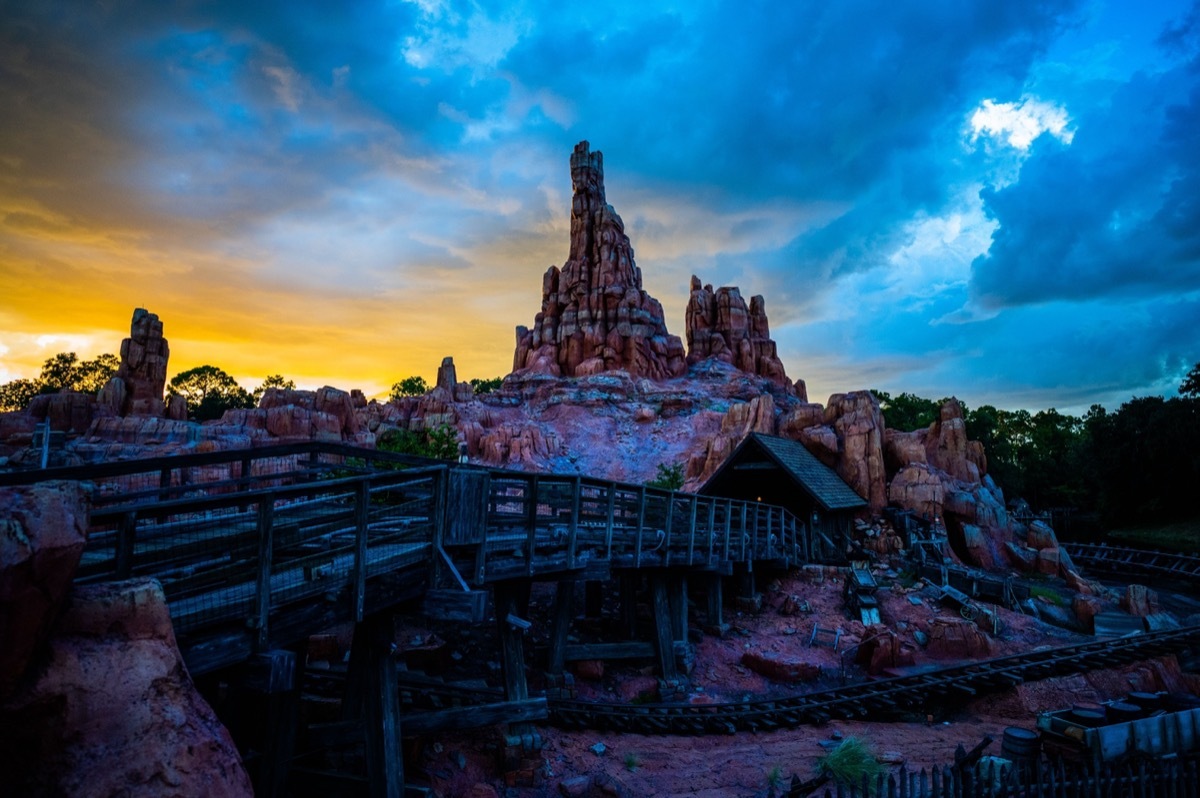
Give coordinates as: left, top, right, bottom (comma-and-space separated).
789, 757, 1200, 798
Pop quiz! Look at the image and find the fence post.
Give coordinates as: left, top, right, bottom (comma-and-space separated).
635, 486, 646, 569
687, 496, 698, 565
524, 475, 539, 575
116, 510, 137, 579
605, 484, 616, 560
354, 480, 369, 622
663, 492, 675, 566
254, 496, 276, 651
568, 476, 581, 569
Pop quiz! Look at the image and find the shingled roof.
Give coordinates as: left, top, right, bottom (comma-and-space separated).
703, 432, 868, 512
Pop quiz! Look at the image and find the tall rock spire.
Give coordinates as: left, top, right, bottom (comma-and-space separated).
513, 141, 686, 380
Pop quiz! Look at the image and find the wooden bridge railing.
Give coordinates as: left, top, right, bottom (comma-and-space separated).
472, 470, 812, 582
81, 465, 445, 672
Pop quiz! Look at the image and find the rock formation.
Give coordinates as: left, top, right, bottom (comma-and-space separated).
100, 308, 170, 417
684, 276, 790, 387
0, 481, 90, 699
513, 142, 686, 381
0, 579, 253, 797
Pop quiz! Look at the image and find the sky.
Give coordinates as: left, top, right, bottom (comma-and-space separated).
2, 0, 1199, 413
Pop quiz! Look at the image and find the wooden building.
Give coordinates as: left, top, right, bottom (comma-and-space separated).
699, 432, 867, 560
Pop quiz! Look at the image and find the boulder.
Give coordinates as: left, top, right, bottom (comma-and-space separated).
887, 464, 945, 520
740, 649, 821, 682
925, 618, 993, 659
513, 142, 686, 381
0, 481, 90, 699
1121, 585, 1161, 618
0, 579, 253, 797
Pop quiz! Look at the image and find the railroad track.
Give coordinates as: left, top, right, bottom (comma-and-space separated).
1064, 543, 1200, 587
546, 624, 1200, 735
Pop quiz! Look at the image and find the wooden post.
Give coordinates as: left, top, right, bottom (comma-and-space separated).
568, 476, 581, 569
362, 613, 403, 798
547, 580, 575, 674
663, 494, 675, 566
250, 649, 301, 798
668, 574, 688, 643
525, 475, 539, 575
706, 574, 724, 631
158, 467, 172, 502
739, 503, 748, 561
650, 574, 679, 680
354, 480, 369, 622
254, 497, 276, 651
635, 487, 647, 568
723, 499, 733, 561
115, 510, 137, 579
706, 500, 717, 564
494, 582, 530, 703
604, 485, 616, 559
687, 496, 698, 566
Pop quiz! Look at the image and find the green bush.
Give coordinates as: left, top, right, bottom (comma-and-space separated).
377, 424, 460, 461
646, 462, 685, 490
815, 737, 882, 790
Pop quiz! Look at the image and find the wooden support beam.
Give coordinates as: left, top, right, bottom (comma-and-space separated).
562, 640, 690, 662
254, 498, 276, 651
668, 574, 688, 643
253, 650, 301, 798
650, 574, 679, 680
353, 481, 369, 622
706, 574, 724, 631
494, 583, 530, 703
547, 580, 575, 675
362, 612, 403, 798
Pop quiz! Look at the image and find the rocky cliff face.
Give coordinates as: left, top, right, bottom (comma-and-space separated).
684, 276, 791, 388
513, 141, 686, 381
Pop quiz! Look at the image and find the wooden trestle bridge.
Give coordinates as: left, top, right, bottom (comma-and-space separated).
6, 443, 1200, 797
2, 441, 832, 796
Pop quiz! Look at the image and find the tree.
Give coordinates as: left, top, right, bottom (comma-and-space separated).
168, 365, 255, 421
646, 462, 685, 490
469, 376, 503, 394
377, 424, 460, 460
389, 376, 429, 402
0, 350, 119, 411
252, 374, 296, 404
1181, 362, 1200, 398
75, 353, 120, 393
0, 379, 38, 412
873, 390, 941, 431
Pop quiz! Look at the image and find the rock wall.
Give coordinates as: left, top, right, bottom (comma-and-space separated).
0, 579, 253, 797
684, 276, 790, 387
0, 481, 90, 699
513, 141, 686, 381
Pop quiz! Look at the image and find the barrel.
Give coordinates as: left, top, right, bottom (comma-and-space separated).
1106, 701, 1143, 723
1069, 709, 1106, 727
1127, 691, 1162, 710
1001, 726, 1041, 766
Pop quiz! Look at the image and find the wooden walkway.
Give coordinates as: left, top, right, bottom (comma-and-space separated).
5, 441, 830, 675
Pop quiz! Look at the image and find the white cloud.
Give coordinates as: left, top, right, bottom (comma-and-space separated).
401, 3, 531, 73
969, 96, 1074, 150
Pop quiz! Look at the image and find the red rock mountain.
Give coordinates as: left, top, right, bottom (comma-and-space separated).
513, 141, 686, 381
684, 276, 791, 389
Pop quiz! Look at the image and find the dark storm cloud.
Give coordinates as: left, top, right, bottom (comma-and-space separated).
970, 12, 1200, 307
